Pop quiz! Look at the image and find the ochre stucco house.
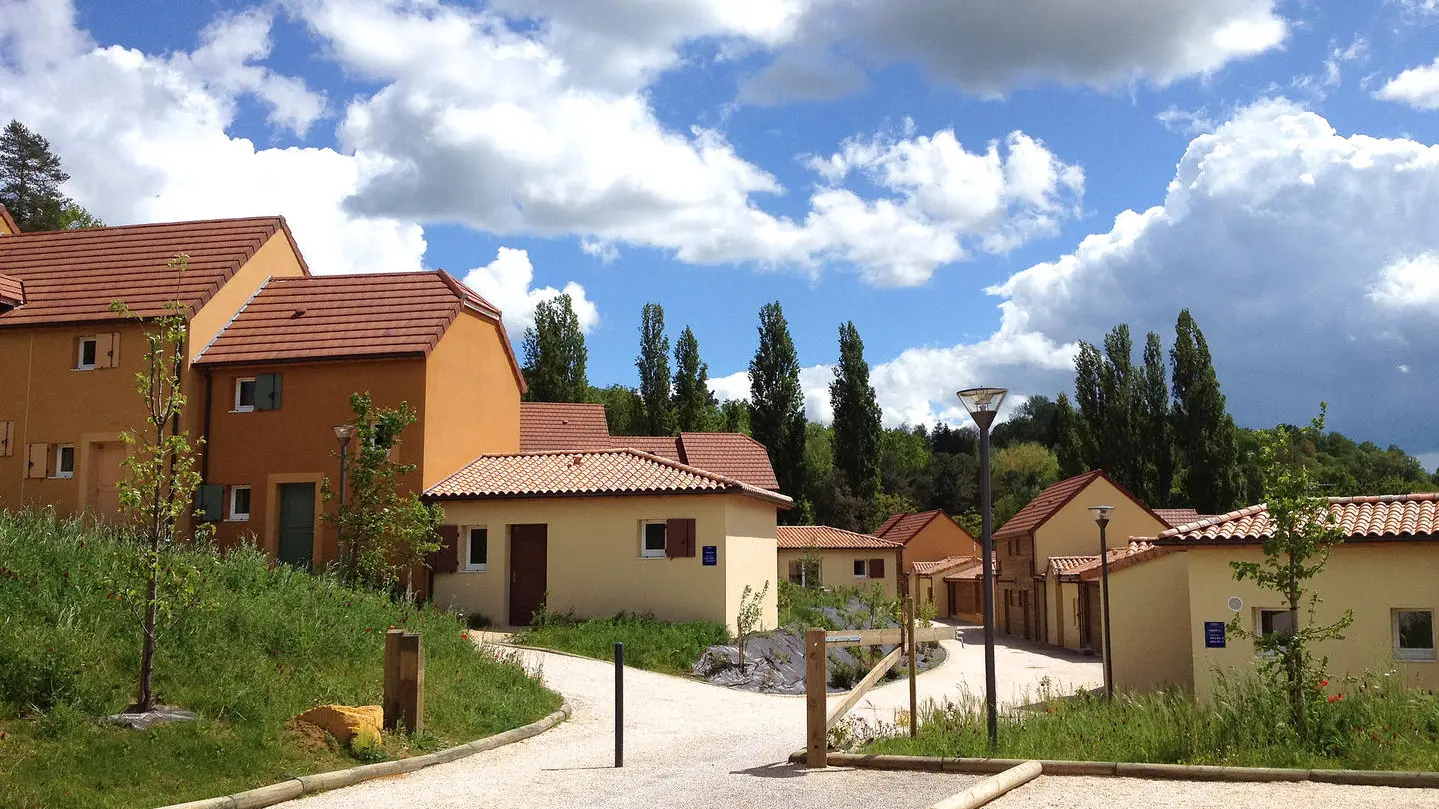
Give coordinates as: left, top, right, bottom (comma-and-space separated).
874, 509, 981, 607
193, 271, 524, 569
993, 470, 1170, 649
909, 556, 984, 622
777, 525, 902, 597
0, 216, 309, 519
1097, 494, 1439, 701
426, 448, 789, 630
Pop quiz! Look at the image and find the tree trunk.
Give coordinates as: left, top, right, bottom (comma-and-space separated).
135, 554, 159, 712
1287, 555, 1305, 739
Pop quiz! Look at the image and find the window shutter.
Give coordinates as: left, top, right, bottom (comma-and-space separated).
788, 560, 801, 582
869, 557, 885, 580
683, 518, 696, 557
0, 421, 12, 456
255, 373, 283, 410
94, 332, 118, 368
665, 518, 683, 559
25, 443, 48, 478
431, 525, 460, 573
193, 484, 224, 521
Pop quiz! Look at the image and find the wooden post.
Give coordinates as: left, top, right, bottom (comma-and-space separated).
805, 627, 827, 768
906, 595, 918, 737
398, 632, 424, 734
383, 628, 403, 731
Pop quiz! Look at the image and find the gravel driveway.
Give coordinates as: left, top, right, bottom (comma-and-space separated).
282, 635, 1439, 809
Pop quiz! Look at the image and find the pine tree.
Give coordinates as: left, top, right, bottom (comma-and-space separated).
0, 120, 72, 232
672, 326, 719, 432
1171, 309, 1239, 513
521, 294, 589, 403
635, 303, 675, 434
829, 321, 881, 499
1140, 331, 1174, 506
749, 301, 807, 516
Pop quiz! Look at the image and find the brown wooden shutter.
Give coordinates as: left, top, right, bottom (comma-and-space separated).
788, 560, 801, 582
94, 332, 118, 368
869, 557, 885, 580
25, 443, 48, 478
683, 518, 696, 557
0, 421, 12, 457
665, 518, 685, 559
432, 525, 460, 573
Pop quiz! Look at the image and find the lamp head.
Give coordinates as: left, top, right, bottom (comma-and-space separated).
956, 387, 1008, 430
333, 424, 357, 444
1089, 504, 1115, 526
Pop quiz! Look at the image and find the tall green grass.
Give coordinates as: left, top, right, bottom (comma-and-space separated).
865, 672, 1439, 770
512, 610, 728, 676
0, 510, 560, 809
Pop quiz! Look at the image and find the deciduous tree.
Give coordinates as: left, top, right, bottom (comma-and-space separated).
1139, 331, 1174, 505
1171, 309, 1239, 513
829, 321, 882, 500
636, 303, 675, 434
672, 326, 719, 432
749, 302, 807, 518
522, 294, 589, 403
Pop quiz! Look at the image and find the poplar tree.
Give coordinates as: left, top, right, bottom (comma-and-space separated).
522, 294, 589, 403
1139, 331, 1174, 506
829, 321, 881, 499
1171, 309, 1239, 514
0, 120, 99, 232
1054, 393, 1088, 479
1098, 324, 1140, 489
672, 326, 718, 432
635, 303, 675, 434
749, 302, 807, 514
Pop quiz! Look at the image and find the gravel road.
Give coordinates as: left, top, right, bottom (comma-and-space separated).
986, 774, 1439, 809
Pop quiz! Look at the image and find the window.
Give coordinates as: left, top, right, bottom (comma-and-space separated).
853, 559, 868, 578
228, 486, 251, 521
1258, 609, 1296, 640
788, 559, 822, 586
77, 338, 98, 370
235, 378, 257, 412
641, 521, 667, 558
1394, 609, 1436, 662
53, 444, 75, 478
465, 527, 488, 571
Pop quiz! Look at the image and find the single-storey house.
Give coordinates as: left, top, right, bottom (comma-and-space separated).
1098, 493, 1439, 701
777, 525, 902, 597
909, 555, 983, 622
426, 448, 789, 630
875, 509, 981, 577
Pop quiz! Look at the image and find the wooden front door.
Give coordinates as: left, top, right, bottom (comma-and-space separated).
509, 524, 548, 627
1079, 582, 1101, 651
277, 483, 315, 569
87, 441, 124, 519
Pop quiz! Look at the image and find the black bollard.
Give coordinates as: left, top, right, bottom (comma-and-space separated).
615, 641, 624, 768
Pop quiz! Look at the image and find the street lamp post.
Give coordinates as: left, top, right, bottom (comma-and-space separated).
957, 386, 1006, 748
1089, 504, 1115, 700
333, 424, 356, 574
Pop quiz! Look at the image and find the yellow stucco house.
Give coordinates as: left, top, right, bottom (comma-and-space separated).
777, 525, 902, 597
994, 470, 1172, 650
426, 448, 790, 630
1096, 493, 1439, 701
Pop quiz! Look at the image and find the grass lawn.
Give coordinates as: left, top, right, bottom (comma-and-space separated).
0, 512, 561, 809
511, 613, 729, 676
864, 675, 1439, 771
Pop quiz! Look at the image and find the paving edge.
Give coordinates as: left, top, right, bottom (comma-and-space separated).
928, 761, 1042, 809
154, 701, 572, 809
785, 751, 1439, 789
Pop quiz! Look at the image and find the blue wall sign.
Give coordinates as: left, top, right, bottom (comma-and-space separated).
1204, 621, 1226, 648
702, 545, 717, 566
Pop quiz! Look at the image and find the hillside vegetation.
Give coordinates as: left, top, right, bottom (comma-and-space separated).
0, 511, 560, 809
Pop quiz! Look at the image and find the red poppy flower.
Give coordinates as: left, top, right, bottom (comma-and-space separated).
1328, 695, 1337, 703
1336, 693, 1343, 701
1320, 679, 1329, 687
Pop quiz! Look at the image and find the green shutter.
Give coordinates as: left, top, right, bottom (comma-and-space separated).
255, 373, 283, 410
196, 484, 224, 522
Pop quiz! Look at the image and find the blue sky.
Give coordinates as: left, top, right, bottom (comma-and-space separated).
4, 0, 1439, 462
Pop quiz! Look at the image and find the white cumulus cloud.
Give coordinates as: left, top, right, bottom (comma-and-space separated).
1369, 252, 1439, 310
459, 247, 598, 337
1377, 57, 1439, 110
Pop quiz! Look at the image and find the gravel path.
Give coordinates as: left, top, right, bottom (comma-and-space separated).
986, 775, 1439, 808
282, 646, 980, 809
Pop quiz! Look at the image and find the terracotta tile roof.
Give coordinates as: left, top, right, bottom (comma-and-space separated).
1155, 493, 1439, 544
194, 270, 505, 366
1048, 555, 1100, 574
874, 509, 955, 546
425, 448, 793, 508
777, 525, 900, 550
912, 555, 979, 575
0, 216, 302, 327
519, 403, 614, 452
942, 560, 993, 581
1077, 542, 1170, 580
1154, 508, 1206, 528
995, 470, 1165, 539
674, 432, 779, 491
620, 436, 682, 458
1067, 541, 1158, 578
0, 273, 21, 308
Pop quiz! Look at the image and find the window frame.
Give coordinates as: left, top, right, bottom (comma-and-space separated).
853, 559, 868, 578
228, 485, 251, 522
1256, 608, 1296, 652
640, 520, 667, 559
234, 377, 257, 413
1393, 608, 1436, 662
76, 338, 98, 371
464, 526, 489, 572
52, 444, 75, 478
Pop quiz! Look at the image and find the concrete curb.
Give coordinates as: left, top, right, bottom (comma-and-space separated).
928, 761, 1042, 809
154, 701, 572, 809
786, 751, 1439, 789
